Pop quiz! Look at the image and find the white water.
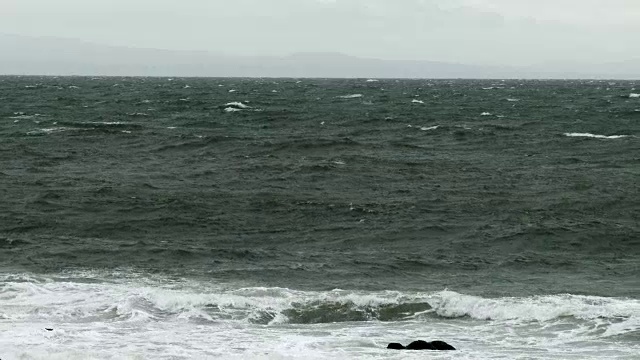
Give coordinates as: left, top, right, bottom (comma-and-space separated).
564, 133, 629, 139
1, 271, 639, 359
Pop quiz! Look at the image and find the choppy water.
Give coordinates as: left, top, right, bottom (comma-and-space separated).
1, 76, 639, 359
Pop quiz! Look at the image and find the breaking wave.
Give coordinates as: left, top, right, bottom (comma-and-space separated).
1, 273, 638, 333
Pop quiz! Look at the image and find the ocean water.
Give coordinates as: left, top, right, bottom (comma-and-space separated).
0, 76, 639, 359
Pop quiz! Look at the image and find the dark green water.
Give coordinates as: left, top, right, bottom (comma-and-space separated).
1, 76, 639, 297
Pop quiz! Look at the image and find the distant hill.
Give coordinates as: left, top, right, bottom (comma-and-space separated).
0, 34, 638, 79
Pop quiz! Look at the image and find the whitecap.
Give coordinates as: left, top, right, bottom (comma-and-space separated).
27, 127, 68, 135
480, 112, 492, 116
630, 93, 640, 98
412, 99, 424, 104
338, 94, 363, 99
228, 89, 237, 93
224, 107, 243, 112
365, 79, 379, 82
2, 272, 639, 359
420, 126, 439, 131
564, 133, 629, 139
9, 114, 35, 120
429, 290, 640, 323
507, 98, 520, 102
224, 102, 250, 109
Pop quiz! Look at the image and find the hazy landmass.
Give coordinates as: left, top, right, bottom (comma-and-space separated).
0, 34, 638, 79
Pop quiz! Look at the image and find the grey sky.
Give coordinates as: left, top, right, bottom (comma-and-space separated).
1, 0, 638, 66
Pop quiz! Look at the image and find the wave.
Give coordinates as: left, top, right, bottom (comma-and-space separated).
2, 273, 639, 335
564, 133, 629, 139
26, 127, 70, 135
224, 102, 250, 109
338, 94, 363, 99
25, 121, 144, 136
630, 93, 640, 98
419, 125, 439, 131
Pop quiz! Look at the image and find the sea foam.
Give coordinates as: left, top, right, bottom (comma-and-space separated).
2, 272, 639, 359
564, 133, 629, 139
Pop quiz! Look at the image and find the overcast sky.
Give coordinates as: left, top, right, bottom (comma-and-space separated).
1, 0, 638, 66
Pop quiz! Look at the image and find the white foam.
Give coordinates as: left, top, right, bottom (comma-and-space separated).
2, 273, 639, 359
428, 290, 640, 323
224, 102, 250, 109
419, 126, 439, 131
506, 98, 520, 102
224, 107, 243, 112
26, 127, 68, 135
338, 94, 363, 99
480, 112, 492, 116
630, 93, 640, 98
411, 99, 424, 104
365, 79, 379, 82
564, 133, 629, 139
9, 114, 36, 120
229, 89, 237, 93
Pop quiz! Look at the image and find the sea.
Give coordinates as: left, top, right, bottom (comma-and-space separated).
0, 76, 639, 359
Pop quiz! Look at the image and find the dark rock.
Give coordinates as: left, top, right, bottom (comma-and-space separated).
406, 340, 436, 350
387, 340, 456, 351
430, 340, 456, 350
45, 328, 53, 331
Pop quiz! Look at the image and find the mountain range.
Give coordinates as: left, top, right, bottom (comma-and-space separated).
1, 34, 638, 79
